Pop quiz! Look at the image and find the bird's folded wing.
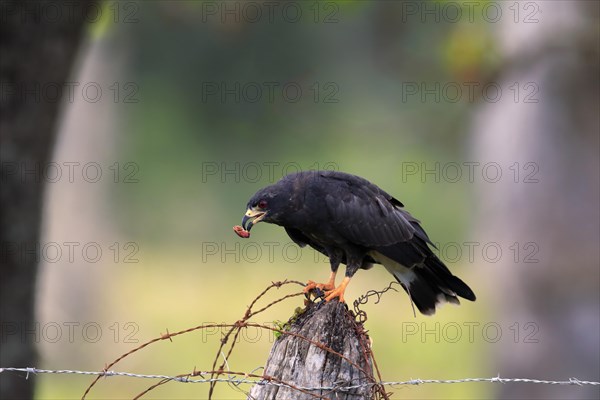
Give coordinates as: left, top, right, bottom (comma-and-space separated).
322, 176, 420, 247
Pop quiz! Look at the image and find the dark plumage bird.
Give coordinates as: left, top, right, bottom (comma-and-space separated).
238, 170, 476, 315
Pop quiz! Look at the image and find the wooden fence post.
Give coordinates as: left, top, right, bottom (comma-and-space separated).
248, 300, 375, 400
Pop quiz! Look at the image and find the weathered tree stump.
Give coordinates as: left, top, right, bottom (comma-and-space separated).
248, 300, 375, 400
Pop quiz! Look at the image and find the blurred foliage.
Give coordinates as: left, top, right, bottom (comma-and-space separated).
106, 1, 500, 247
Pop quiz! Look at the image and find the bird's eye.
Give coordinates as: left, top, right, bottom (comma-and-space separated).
258, 200, 268, 209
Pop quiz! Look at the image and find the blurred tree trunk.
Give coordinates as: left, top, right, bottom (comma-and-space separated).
0, 1, 93, 398
471, 2, 599, 399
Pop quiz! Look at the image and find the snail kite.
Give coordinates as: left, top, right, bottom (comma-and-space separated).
234, 170, 475, 315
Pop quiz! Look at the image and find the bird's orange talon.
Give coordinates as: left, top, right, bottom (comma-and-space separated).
324, 287, 346, 303
323, 276, 351, 303
304, 271, 337, 296
303, 280, 317, 293
304, 280, 335, 293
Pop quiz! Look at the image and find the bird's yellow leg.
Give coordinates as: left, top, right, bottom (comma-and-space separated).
304, 271, 337, 293
324, 276, 351, 303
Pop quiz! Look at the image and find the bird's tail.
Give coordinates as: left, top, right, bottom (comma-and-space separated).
399, 255, 476, 315
372, 249, 476, 315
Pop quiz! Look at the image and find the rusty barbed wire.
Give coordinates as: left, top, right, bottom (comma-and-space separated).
75, 279, 381, 400
3, 280, 596, 399
2, 368, 598, 387
353, 281, 400, 323
208, 280, 306, 398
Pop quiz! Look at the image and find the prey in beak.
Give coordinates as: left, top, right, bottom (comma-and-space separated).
242, 207, 266, 231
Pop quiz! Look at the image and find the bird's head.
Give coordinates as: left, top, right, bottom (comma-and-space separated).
241, 183, 292, 232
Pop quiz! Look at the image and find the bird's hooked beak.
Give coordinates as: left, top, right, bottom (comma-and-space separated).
242, 207, 266, 231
